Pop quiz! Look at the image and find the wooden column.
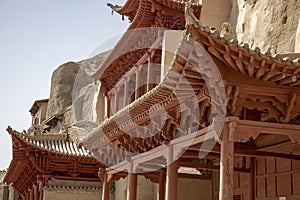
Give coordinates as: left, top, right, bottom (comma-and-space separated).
249, 157, 255, 200
29, 187, 33, 200
135, 68, 141, 99
33, 183, 38, 200
158, 170, 165, 200
102, 172, 110, 200
165, 145, 178, 200
165, 160, 178, 200
37, 176, 44, 200
106, 95, 111, 118
26, 191, 29, 200
147, 56, 154, 92
114, 88, 119, 113
124, 79, 129, 106
127, 173, 138, 200
219, 125, 234, 200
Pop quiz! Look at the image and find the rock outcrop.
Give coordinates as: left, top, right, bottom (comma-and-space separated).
201, 0, 300, 53
46, 62, 79, 119
234, 0, 300, 53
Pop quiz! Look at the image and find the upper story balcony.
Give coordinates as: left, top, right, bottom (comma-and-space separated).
101, 30, 184, 119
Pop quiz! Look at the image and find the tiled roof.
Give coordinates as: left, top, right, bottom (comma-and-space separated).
109, 0, 202, 17
29, 99, 49, 116
7, 127, 92, 158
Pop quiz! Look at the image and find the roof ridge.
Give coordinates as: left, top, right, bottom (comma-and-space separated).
6, 127, 92, 158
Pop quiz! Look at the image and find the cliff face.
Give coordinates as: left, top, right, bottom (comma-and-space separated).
201, 0, 300, 54
46, 62, 79, 119
233, 0, 300, 54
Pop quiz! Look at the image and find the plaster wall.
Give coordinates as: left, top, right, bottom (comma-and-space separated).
115, 178, 127, 200
114, 176, 156, 200
43, 179, 103, 200
178, 178, 211, 200
43, 188, 101, 200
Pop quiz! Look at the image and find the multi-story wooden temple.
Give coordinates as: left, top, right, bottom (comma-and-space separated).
4, 0, 300, 200
82, 0, 300, 200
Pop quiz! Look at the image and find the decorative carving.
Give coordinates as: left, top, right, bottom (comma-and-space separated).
220, 22, 235, 40
226, 85, 300, 124
280, 92, 297, 123
154, 10, 185, 29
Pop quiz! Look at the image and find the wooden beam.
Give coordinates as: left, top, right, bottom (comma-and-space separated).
235, 149, 300, 160
189, 141, 300, 160
178, 160, 250, 173
181, 150, 220, 159
178, 173, 211, 180
219, 126, 234, 200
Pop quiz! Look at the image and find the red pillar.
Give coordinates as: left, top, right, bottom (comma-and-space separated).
33, 183, 38, 200
101, 172, 110, 200
158, 170, 165, 200
37, 176, 44, 200
127, 173, 137, 200
219, 126, 234, 200
29, 187, 33, 200
165, 161, 178, 200
25, 191, 30, 200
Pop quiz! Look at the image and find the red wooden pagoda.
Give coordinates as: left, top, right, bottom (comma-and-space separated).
82, 0, 300, 200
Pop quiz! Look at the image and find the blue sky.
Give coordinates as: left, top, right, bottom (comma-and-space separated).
0, 0, 129, 169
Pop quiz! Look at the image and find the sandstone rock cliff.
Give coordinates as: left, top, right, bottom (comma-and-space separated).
46, 62, 79, 119
201, 0, 300, 54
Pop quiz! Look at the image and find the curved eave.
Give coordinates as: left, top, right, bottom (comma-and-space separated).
4, 160, 37, 193
115, 0, 202, 17
115, 0, 139, 16
4, 128, 102, 194
4, 157, 28, 186
6, 127, 93, 158
92, 0, 202, 91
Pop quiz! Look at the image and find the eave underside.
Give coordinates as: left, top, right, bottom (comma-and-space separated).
84, 23, 300, 168
93, 0, 202, 92
4, 130, 102, 195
